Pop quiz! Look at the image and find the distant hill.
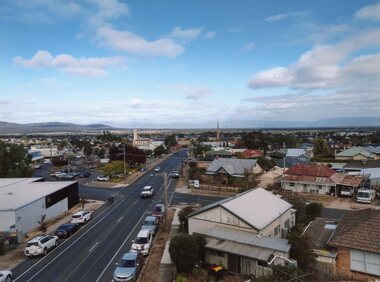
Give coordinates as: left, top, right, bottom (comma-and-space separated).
0, 121, 113, 134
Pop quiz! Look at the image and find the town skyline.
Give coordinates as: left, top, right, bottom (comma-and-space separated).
2, 0, 380, 127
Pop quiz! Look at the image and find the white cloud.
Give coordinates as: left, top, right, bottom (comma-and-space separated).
265, 13, 291, 22
248, 29, 380, 89
241, 42, 255, 52
205, 31, 216, 39
264, 11, 308, 22
14, 50, 124, 77
355, 1, 380, 22
169, 84, 212, 100
97, 27, 184, 57
88, 0, 129, 27
170, 27, 203, 40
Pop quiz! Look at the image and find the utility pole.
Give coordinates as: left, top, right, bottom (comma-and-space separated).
164, 172, 168, 230
123, 144, 126, 184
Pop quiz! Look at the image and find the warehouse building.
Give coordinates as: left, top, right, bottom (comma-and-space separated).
0, 178, 79, 237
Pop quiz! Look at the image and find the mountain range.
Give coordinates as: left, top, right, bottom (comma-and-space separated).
0, 117, 379, 134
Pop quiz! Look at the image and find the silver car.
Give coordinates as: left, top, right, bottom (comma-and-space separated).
113, 252, 143, 282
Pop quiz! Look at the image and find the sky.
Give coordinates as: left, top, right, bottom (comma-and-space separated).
1, 0, 380, 128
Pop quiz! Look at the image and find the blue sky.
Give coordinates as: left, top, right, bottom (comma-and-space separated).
1, 0, 380, 127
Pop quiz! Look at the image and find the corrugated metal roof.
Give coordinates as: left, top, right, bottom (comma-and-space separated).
203, 226, 291, 253
335, 147, 374, 158
286, 164, 336, 177
188, 188, 293, 231
206, 158, 257, 176
0, 178, 76, 210
286, 148, 306, 157
206, 238, 273, 262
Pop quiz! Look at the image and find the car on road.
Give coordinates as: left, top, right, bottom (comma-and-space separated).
130, 229, 153, 256
24, 235, 59, 257
56, 173, 75, 181
71, 210, 92, 225
150, 204, 166, 219
97, 175, 110, 181
55, 223, 79, 239
113, 252, 143, 282
141, 216, 159, 236
0, 270, 12, 282
154, 167, 160, 172
171, 170, 180, 178
140, 186, 154, 199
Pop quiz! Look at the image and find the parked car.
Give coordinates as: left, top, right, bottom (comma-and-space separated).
141, 186, 153, 199
71, 210, 92, 225
154, 167, 160, 172
79, 171, 91, 178
171, 170, 180, 178
97, 175, 110, 181
24, 235, 59, 257
340, 186, 354, 197
150, 204, 166, 219
141, 216, 159, 236
0, 270, 12, 282
113, 252, 143, 282
56, 173, 75, 181
356, 189, 376, 204
130, 229, 153, 256
55, 223, 79, 238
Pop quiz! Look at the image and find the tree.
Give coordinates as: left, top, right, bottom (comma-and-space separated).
102, 161, 124, 176
313, 138, 330, 158
169, 234, 206, 273
232, 169, 261, 192
0, 141, 33, 177
109, 144, 146, 164
178, 206, 195, 233
154, 145, 167, 156
83, 145, 93, 157
287, 224, 316, 272
165, 134, 177, 148
257, 157, 275, 171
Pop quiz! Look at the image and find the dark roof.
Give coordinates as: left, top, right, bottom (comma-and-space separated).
328, 209, 380, 253
344, 160, 380, 169
303, 218, 339, 249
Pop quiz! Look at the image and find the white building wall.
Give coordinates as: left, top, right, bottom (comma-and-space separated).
15, 198, 45, 234
283, 181, 332, 195
0, 211, 16, 232
45, 198, 68, 221
261, 209, 294, 238
190, 206, 252, 229
188, 218, 259, 236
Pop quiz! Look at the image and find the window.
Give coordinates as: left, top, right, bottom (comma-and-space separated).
284, 219, 290, 229
318, 185, 322, 189
289, 183, 295, 187
351, 249, 380, 276
274, 225, 280, 237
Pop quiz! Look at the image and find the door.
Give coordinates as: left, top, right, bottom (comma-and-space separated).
227, 254, 241, 274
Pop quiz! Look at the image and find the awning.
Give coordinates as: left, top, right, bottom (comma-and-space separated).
206, 238, 273, 262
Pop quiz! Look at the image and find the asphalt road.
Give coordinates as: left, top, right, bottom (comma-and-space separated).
14, 150, 188, 282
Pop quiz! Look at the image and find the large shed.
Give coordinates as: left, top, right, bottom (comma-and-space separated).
0, 178, 79, 235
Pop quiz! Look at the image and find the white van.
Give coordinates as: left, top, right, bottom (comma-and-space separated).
130, 229, 153, 256
356, 189, 376, 204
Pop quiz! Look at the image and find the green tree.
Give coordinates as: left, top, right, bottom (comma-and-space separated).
313, 138, 330, 158
102, 161, 124, 176
154, 145, 167, 156
288, 224, 316, 272
0, 141, 33, 177
144, 149, 153, 156
169, 234, 206, 273
97, 147, 105, 159
83, 145, 93, 157
232, 169, 261, 192
165, 134, 178, 148
257, 157, 276, 171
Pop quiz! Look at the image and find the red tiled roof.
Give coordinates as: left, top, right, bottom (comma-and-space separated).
286, 164, 336, 177
328, 209, 380, 253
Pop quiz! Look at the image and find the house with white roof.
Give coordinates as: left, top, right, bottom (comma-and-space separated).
0, 178, 79, 238
187, 188, 296, 276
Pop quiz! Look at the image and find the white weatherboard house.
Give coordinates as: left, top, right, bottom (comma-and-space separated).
0, 178, 79, 237
187, 188, 296, 277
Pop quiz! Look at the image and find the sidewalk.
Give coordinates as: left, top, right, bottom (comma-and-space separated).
0, 200, 104, 270
157, 207, 181, 282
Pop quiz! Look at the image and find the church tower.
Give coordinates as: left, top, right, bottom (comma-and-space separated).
216, 119, 221, 145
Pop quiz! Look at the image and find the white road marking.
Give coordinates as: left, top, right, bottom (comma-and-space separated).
88, 242, 99, 253
117, 216, 124, 223
95, 211, 148, 282
14, 199, 125, 282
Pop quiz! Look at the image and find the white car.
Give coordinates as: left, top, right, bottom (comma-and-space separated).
141, 186, 154, 198
71, 210, 92, 225
130, 229, 153, 256
154, 167, 160, 172
0, 270, 12, 282
24, 235, 59, 257
97, 175, 110, 181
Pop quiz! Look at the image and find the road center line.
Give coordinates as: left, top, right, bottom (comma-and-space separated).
88, 242, 99, 253
117, 216, 124, 223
